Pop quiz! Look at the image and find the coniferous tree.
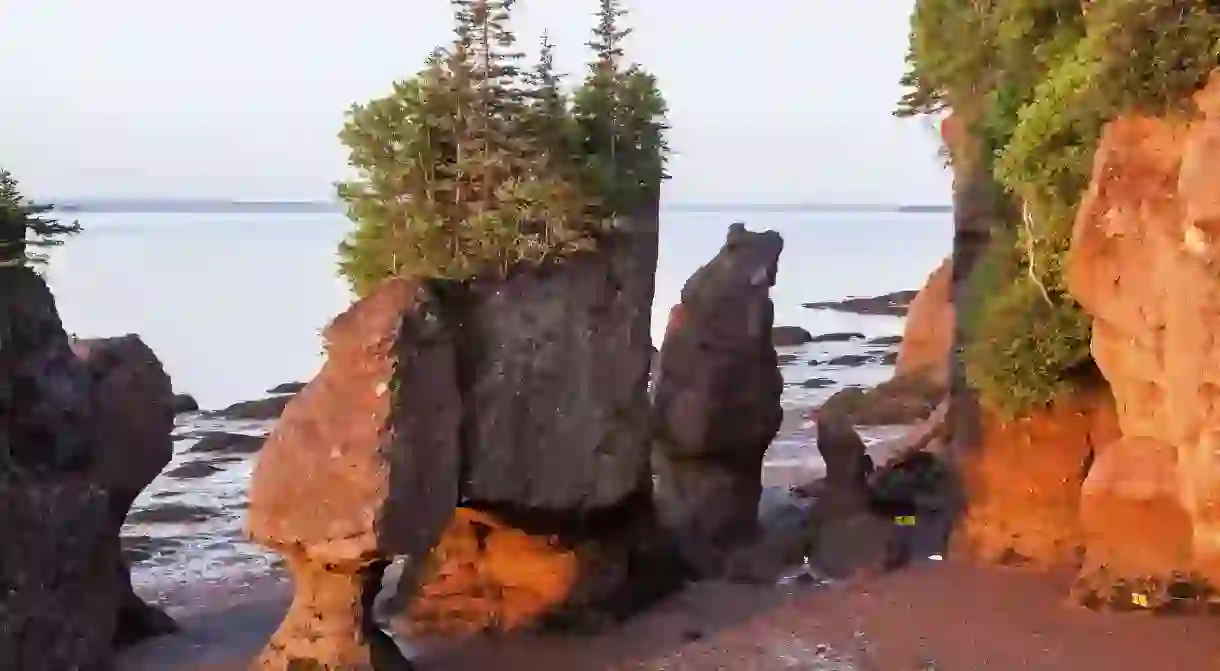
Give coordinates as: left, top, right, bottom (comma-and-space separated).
0, 168, 80, 267
335, 0, 668, 292
573, 0, 669, 217
522, 32, 573, 162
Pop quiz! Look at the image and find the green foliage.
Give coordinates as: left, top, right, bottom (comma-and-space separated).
0, 168, 81, 267
898, 0, 1220, 415
336, 0, 669, 294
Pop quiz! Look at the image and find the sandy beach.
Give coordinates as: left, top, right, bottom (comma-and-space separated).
118, 559, 1220, 670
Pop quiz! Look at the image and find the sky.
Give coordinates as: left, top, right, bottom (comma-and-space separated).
0, 0, 952, 205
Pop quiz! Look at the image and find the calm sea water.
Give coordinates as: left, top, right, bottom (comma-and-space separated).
44, 209, 950, 409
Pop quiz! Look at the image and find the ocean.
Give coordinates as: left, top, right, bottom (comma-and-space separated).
41, 208, 951, 596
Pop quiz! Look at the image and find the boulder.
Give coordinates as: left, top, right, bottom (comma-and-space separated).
0, 267, 118, 671
170, 393, 198, 414
810, 375, 942, 426
952, 390, 1118, 569
72, 334, 179, 646
771, 325, 813, 346
652, 223, 785, 576
456, 219, 658, 512
247, 278, 462, 670
895, 256, 953, 387
1065, 72, 1220, 606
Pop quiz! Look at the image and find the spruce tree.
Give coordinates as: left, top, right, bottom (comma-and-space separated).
0, 168, 80, 267
522, 32, 572, 162
572, 0, 669, 217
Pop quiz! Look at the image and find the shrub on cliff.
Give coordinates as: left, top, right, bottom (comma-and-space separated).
0, 169, 81, 267
897, 0, 1220, 417
336, 0, 669, 296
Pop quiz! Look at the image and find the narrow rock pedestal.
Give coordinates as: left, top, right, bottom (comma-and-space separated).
253, 554, 407, 670
246, 278, 462, 670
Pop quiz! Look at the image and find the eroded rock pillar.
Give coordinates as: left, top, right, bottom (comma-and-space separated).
651, 223, 785, 577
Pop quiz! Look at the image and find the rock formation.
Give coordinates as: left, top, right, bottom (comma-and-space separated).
72, 334, 179, 646
895, 256, 953, 388
246, 278, 462, 670
398, 214, 675, 635
455, 216, 658, 512
1065, 71, 1220, 607
952, 389, 1118, 569
0, 267, 118, 671
651, 223, 785, 577
940, 112, 1002, 461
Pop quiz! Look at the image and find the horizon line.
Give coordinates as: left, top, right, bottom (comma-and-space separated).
45, 198, 951, 213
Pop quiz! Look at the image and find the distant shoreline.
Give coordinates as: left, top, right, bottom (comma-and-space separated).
48, 200, 952, 215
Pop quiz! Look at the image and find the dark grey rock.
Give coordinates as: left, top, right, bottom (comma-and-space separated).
772, 326, 813, 347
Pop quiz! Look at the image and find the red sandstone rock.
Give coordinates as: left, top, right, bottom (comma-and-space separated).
896, 256, 953, 388
952, 390, 1119, 569
1066, 70, 1220, 605
246, 278, 461, 670
401, 508, 583, 637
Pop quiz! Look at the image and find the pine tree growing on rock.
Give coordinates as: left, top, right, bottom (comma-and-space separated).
573, 0, 669, 218
336, 0, 668, 292
0, 168, 80, 267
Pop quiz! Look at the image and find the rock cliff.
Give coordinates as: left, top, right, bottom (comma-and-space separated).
896, 256, 953, 388
1066, 70, 1220, 607
0, 267, 118, 671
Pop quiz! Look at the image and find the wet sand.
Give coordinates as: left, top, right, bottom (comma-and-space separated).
119, 560, 1220, 670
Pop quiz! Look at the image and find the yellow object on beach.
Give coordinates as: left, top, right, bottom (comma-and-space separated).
1131, 593, 1150, 608
894, 515, 917, 526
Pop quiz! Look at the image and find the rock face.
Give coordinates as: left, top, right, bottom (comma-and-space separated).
651, 223, 785, 576
895, 256, 953, 388
247, 278, 462, 670
940, 112, 1003, 461
952, 390, 1119, 569
0, 267, 118, 671
456, 221, 658, 512
72, 335, 179, 646
1066, 71, 1220, 606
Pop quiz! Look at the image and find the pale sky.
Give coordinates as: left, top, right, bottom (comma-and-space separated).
0, 0, 951, 204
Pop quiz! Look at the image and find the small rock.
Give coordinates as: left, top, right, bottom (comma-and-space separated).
801, 377, 837, 389
777, 353, 801, 366
171, 393, 199, 414
126, 503, 217, 525
266, 381, 307, 394
120, 535, 182, 563
878, 351, 898, 366
209, 395, 292, 420
802, 290, 918, 317
809, 332, 866, 343
773, 326, 813, 347
825, 354, 873, 367
185, 432, 266, 454
163, 461, 222, 479
867, 335, 903, 346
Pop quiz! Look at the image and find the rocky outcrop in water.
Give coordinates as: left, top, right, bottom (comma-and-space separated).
0, 267, 118, 671
246, 279, 461, 670
72, 335, 179, 646
1065, 71, 1220, 608
896, 256, 953, 387
651, 223, 785, 577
